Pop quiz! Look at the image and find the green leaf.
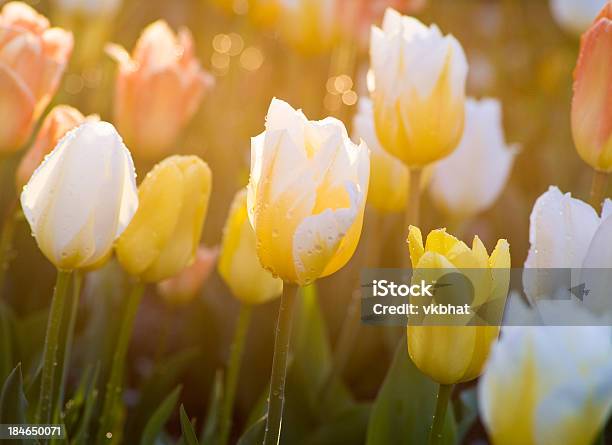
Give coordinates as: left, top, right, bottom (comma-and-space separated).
0, 302, 15, 385
366, 342, 456, 445
200, 370, 223, 444
129, 348, 199, 441
179, 404, 200, 445
140, 385, 182, 445
301, 403, 371, 445
237, 415, 266, 445
0, 363, 33, 445
0, 363, 28, 423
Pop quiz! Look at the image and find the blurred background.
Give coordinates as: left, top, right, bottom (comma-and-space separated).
0, 0, 609, 443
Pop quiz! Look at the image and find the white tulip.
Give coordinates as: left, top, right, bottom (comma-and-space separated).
369, 8, 468, 167
352, 97, 409, 213
523, 186, 612, 302
247, 98, 369, 285
479, 321, 612, 445
21, 121, 138, 270
429, 98, 517, 218
549, 0, 607, 36
52, 0, 122, 15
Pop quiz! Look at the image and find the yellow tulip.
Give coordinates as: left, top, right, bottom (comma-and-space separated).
247, 98, 370, 286
406, 226, 510, 384
369, 8, 467, 167
219, 189, 283, 304
353, 97, 409, 213
116, 155, 211, 282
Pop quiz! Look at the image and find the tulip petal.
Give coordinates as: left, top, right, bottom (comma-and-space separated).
0, 63, 34, 151
292, 182, 360, 285
407, 225, 424, 268
524, 187, 600, 301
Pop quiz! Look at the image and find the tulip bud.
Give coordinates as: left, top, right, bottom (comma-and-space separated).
20, 121, 138, 270
15, 105, 98, 190
550, 0, 607, 36
116, 155, 212, 282
0, 2, 73, 153
157, 246, 218, 305
479, 324, 612, 445
406, 226, 510, 384
247, 98, 370, 285
571, 2, 612, 172
219, 189, 283, 304
369, 8, 467, 167
429, 98, 517, 219
107, 21, 214, 161
353, 97, 409, 213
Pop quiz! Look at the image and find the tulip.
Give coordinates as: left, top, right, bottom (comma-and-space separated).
406, 226, 511, 385
157, 246, 218, 306
249, 98, 368, 445
21, 121, 139, 270
116, 155, 212, 283
102, 154, 211, 442
353, 97, 409, 213
479, 323, 612, 445
219, 189, 283, 304
15, 105, 98, 190
336, 0, 427, 49
107, 21, 214, 161
0, 2, 73, 153
277, 0, 339, 54
550, 0, 607, 36
20, 120, 137, 425
523, 186, 612, 303
369, 8, 468, 168
572, 2, 612, 173
247, 98, 370, 286
217, 189, 283, 445
429, 98, 518, 219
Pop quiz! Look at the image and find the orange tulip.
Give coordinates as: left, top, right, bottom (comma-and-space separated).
572, 1, 612, 172
107, 21, 214, 161
0, 2, 73, 154
157, 246, 218, 305
15, 105, 97, 190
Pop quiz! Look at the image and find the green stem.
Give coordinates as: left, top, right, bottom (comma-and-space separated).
0, 200, 18, 299
263, 284, 298, 445
54, 272, 84, 420
404, 168, 423, 267
218, 303, 252, 445
428, 384, 454, 445
97, 282, 145, 444
36, 270, 73, 425
589, 170, 609, 214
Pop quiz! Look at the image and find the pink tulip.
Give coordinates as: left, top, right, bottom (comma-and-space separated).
15, 105, 97, 190
0, 2, 73, 154
572, 1, 612, 172
107, 21, 214, 161
157, 246, 218, 305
